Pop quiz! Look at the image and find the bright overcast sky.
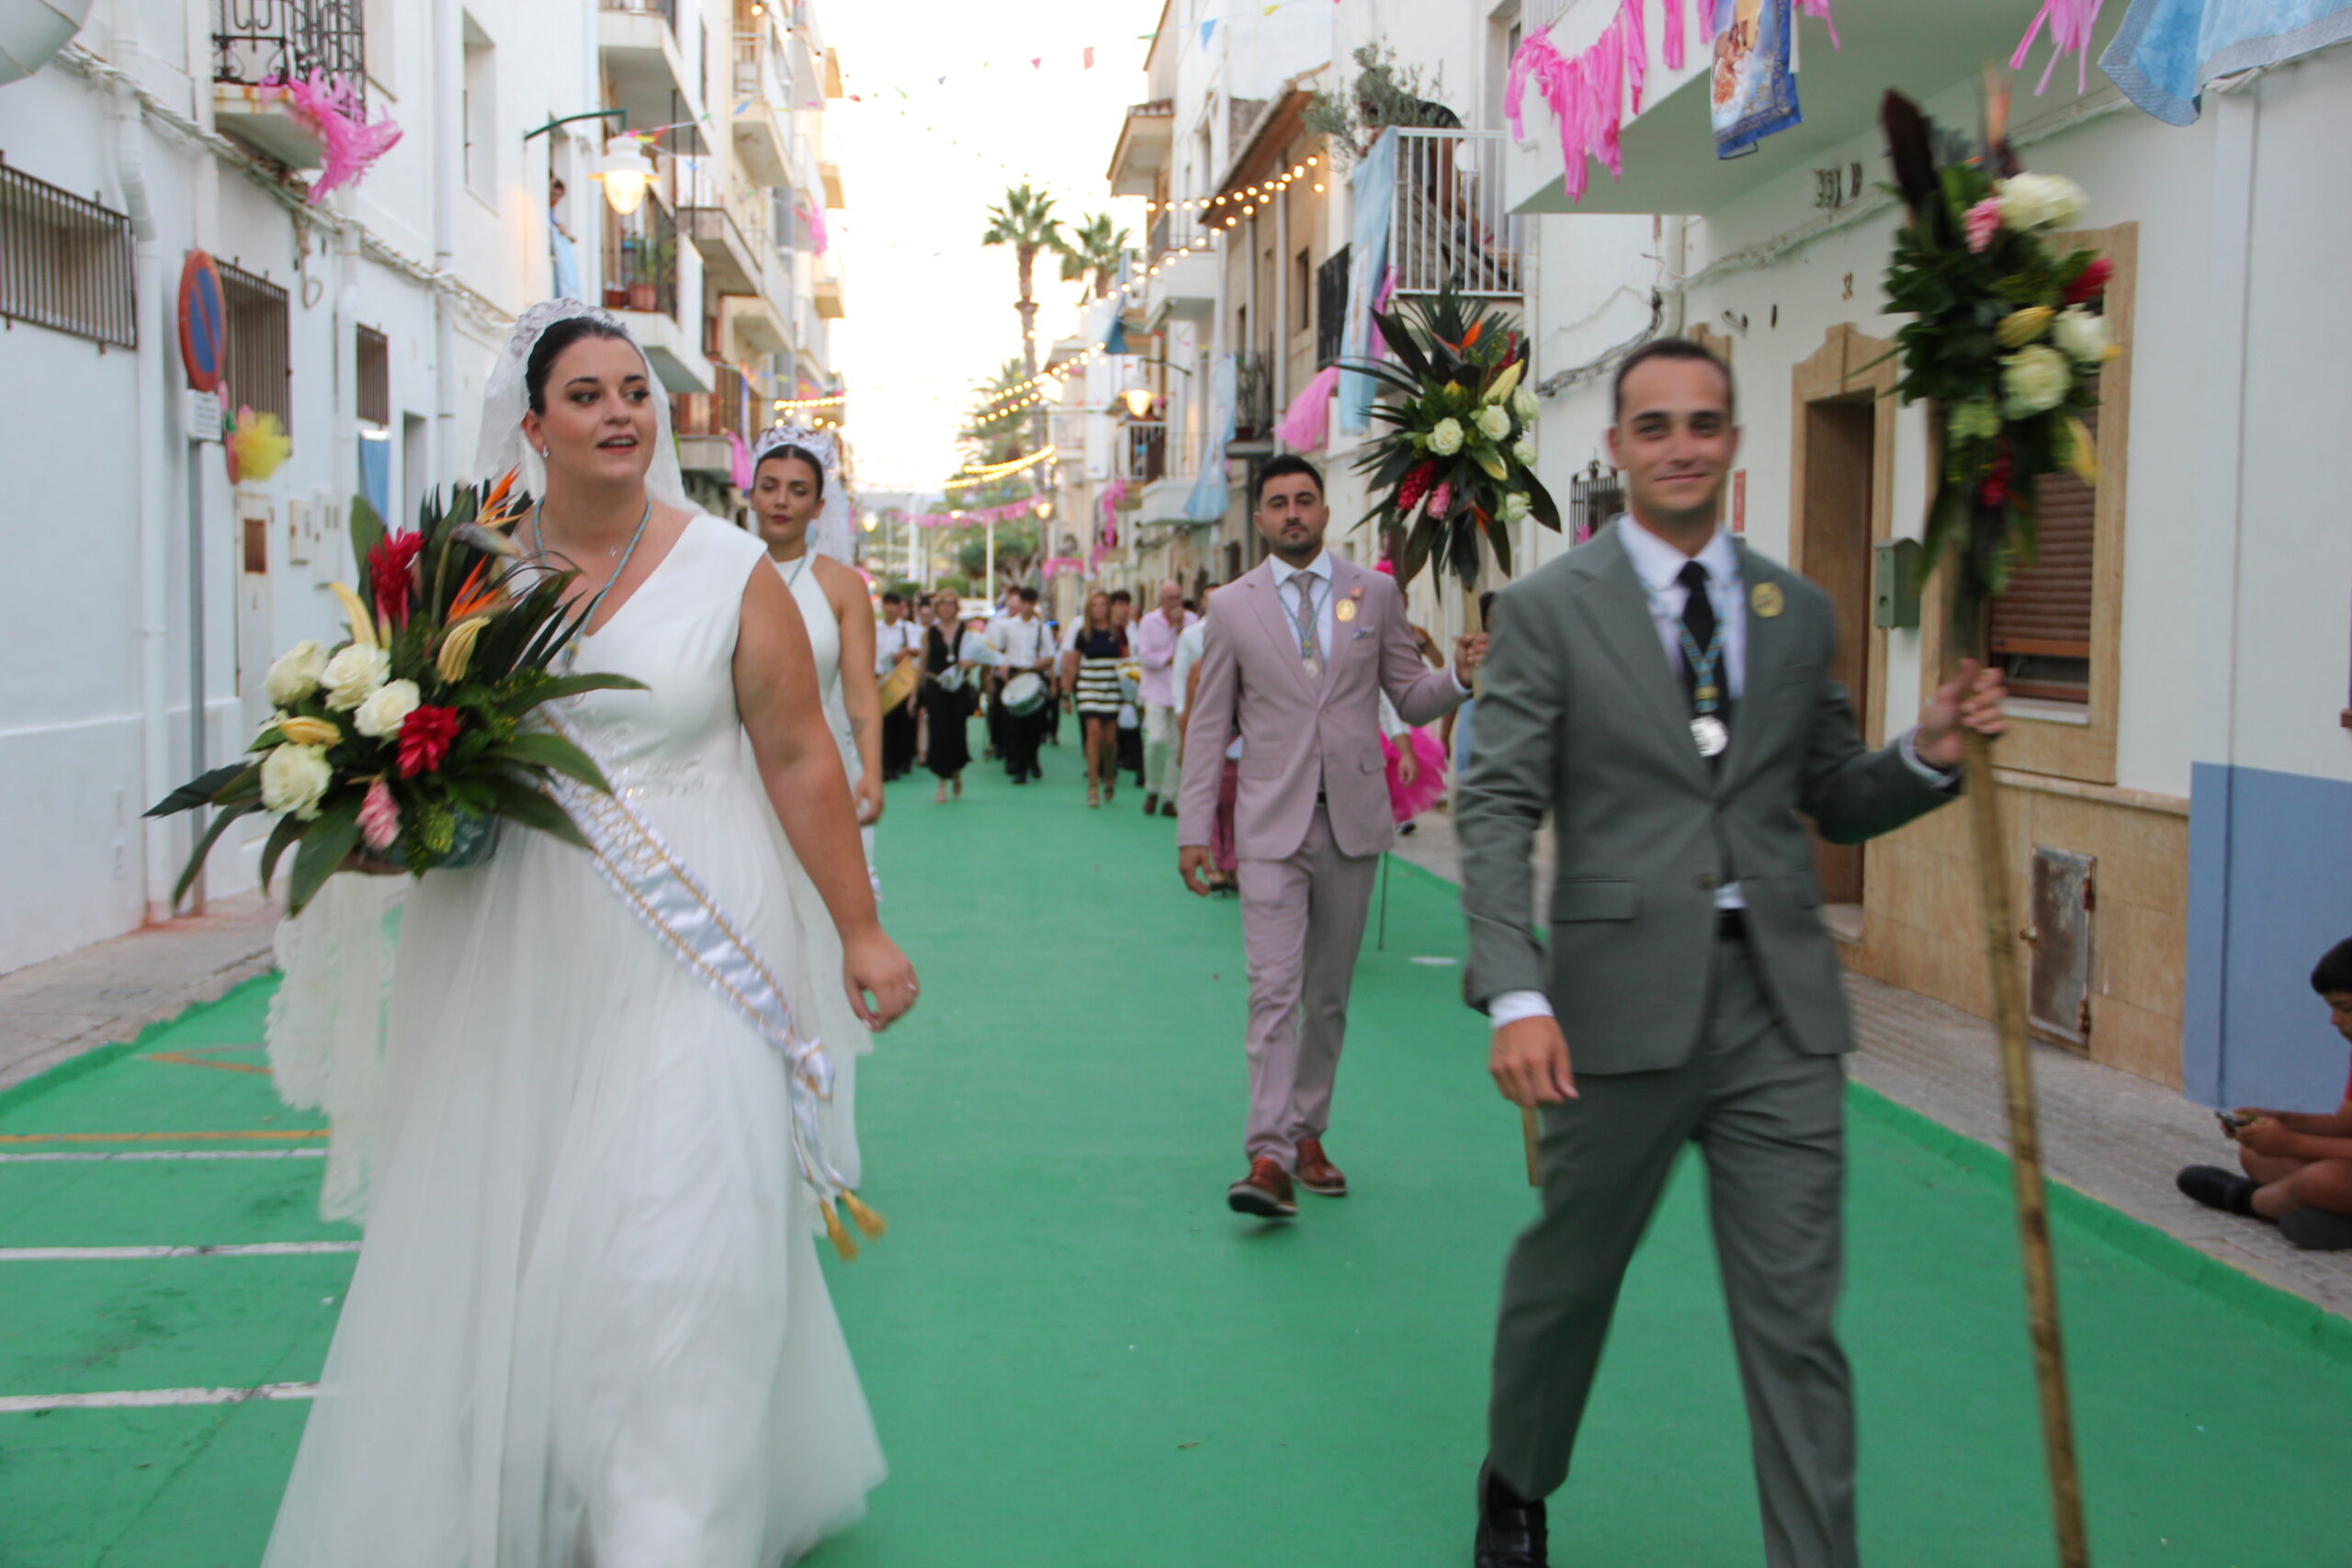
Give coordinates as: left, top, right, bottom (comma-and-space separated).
823, 0, 1162, 495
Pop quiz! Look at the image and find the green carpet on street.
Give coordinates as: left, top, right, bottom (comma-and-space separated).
3, 746, 2345, 1567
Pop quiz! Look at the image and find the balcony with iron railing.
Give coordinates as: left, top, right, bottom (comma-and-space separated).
1118, 422, 1169, 487
1389, 128, 1523, 299
211, 0, 365, 166
1315, 244, 1351, 368
604, 197, 680, 321
1230, 353, 1274, 450
730, 28, 796, 186
1142, 208, 1216, 324
600, 0, 675, 31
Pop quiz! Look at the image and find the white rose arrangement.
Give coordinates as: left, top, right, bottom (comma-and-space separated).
2000, 344, 2073, 417
1996, 172, 2086, 232
353, 678, 423, 739
1500, 491, 1532, 525
259, 743, 333, 820
321, 644, 392, 710
1427, 417, 1464, 457
1476, 404, 1513, 443
1511, 386, 1541, 423
1511, 436, 1539, 468
2051, 307, 2109, 367
263, 640, 330, 707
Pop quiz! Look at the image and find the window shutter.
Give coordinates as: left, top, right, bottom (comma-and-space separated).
1989, 406, 2098, 666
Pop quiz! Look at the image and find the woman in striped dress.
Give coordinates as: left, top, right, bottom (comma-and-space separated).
1060, 590, 1129, 808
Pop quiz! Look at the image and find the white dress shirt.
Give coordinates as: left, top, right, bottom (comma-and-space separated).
874, 618, 920, 676
1488, 518, 1954, 1032
987, 613, 1055, 670
1267, 549, 1341, 662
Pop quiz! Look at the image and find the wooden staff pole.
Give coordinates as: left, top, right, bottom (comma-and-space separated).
1963, 724, 2090, 1566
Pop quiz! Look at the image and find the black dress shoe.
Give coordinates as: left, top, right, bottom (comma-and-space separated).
1474, 1460, 1547, 1568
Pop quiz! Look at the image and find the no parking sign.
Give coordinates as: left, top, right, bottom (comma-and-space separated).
176, 251, 226, 393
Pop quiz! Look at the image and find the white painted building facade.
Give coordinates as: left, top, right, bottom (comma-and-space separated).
0, 0, 844, 976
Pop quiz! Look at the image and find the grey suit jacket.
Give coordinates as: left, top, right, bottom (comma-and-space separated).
1178, 555, 1464, 861
1457, 521, 1953, 1075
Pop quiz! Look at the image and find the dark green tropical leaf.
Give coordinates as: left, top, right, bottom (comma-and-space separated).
147, 763, 254, 818
171, 802, 255, 908
492, 733, 615, 792
287, 801, 364, 916
258, 811, 307, 892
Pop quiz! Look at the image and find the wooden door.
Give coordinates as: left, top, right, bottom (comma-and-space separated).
1796, 398, 1873, 908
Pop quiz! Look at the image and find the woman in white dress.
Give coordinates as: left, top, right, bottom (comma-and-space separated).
261, 303, 914, 1567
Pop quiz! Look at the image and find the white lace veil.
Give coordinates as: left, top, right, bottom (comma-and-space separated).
470, 299, 692, 511
750, 423, 854, 562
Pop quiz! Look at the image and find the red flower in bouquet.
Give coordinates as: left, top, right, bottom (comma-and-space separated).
1978, 444, 2015, 508
2063, 257, 2112, 305
369, 531, 427, 627
1396, 459, 1439, 513
396, 705, 462, 777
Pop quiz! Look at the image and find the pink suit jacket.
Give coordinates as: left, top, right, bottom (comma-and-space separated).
1178, 556, 1464, 862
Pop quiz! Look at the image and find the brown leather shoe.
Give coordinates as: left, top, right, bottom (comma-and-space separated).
1227, 1156, 1297, 1218
1295, 1137, 1348, 1197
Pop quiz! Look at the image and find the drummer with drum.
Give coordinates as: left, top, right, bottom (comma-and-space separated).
987, 585, 1057, 785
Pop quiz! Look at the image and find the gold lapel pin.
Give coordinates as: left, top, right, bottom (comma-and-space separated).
1750, 581, 1784, 619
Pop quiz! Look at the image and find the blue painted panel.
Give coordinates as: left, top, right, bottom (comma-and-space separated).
2184, 762, 2352, 1111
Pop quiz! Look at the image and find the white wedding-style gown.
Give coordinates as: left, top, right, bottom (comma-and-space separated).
263, 513, 884, 1568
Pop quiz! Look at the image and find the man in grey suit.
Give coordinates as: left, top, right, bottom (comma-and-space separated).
1456, 340, 2008, 1568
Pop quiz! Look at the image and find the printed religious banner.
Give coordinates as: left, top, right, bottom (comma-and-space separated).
1710, 0, 1802, 158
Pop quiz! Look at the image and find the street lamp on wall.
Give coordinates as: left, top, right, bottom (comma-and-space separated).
593, 134, 656, 216
1120, 387, 1155, 420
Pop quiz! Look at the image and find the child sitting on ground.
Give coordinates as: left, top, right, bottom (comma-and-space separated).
2177, 936, 2352, 1250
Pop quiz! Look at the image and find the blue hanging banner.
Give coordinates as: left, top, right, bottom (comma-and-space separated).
1199, 17, 1217, 46
1709, 0, 1803, 159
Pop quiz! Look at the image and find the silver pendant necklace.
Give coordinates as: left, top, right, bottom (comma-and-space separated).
532, 498, 655, 665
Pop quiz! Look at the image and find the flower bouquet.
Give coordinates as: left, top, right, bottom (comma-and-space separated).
1348, 277, 1562, 589
147, 474, 642, 915
1879, 87, 2117, 602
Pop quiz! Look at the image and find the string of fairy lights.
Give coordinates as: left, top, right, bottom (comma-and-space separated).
936, 444, 1058, 491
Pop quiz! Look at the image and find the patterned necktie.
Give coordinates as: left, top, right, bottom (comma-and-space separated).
1290, 571, 1324, 679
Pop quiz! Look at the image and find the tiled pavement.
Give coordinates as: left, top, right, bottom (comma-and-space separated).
0, 892, 277, 1094
7, 827, 2349, 1319
1391, 805, 2352, 1320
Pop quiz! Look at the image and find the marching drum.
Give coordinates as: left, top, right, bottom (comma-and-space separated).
1001, 671, 1047, 716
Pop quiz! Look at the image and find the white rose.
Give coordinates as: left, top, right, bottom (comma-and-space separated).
1996, 172, 2086, 232
1500, 491, 1532, 525
1511, 436, 1539, 468
263, 640, 329, 707
1511, 386, 1541, 423
1428, 418, 1464, 457
353, 678, 422, 739
2001, 344, 2073, 417
2051, 307, 2109, 366
259, 743, 334, 820
1476, 404, 1513, 443
321, 644, 391, 711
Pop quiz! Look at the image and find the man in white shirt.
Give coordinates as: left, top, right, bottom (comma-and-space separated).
1455, 339, 2010, 1568
1130, 581, 1197, 817
986, 585, 1056, 784
874, 591, 921, 781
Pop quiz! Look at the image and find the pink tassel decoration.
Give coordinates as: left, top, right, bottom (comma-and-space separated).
1275, 365, 1343, 451
1797, 0, 1842, 51
726, 430, 753, 489
1662, 0, 1686, 70
2009, 0, 2106, 95
275, 73, 402, 204
796, 202, 831, 256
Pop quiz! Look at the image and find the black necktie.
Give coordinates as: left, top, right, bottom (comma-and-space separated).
1676, 560, 1726, 721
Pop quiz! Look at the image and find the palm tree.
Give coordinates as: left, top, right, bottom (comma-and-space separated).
980, 185, 1069, 481
1059, 212, 1133, 300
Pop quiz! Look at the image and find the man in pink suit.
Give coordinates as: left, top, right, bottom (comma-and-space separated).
1178, 456, 1485, 1217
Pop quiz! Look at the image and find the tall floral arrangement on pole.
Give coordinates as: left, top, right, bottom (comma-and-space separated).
1350, 277, 1561, 592
1349, 276, 1560, 1184
1877, 84, 2104, 1568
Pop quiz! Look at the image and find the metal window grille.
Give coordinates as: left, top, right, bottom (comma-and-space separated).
214, 0, 367, 109
1567, 462, 1623, 544
355, 322, 389, 425
1315, 244, 1351, 368
220, 260, 292, 434
0, 159, 136, 348
1389, 128, 1522, 299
